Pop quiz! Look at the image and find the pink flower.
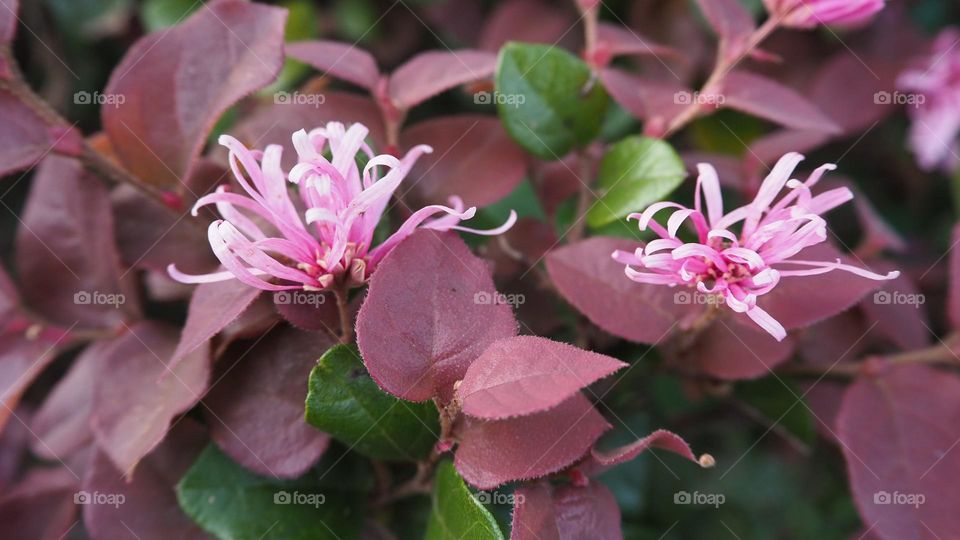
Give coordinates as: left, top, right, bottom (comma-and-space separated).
169, 122, 516, 291
613, 153, 898, 341
898, 28, 960, 172
763, 0, 885, 29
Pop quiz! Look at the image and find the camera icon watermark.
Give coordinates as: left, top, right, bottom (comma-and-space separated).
673, 290, 723, 306
873, 291, 925, 309
74, 91, 126, 108
673, 490, 725, 508
74, 490, 125, 508
874, 91, 925, 108
473, 291, 525, 307
673, 91, 725, 107
474, 491, 525, 505
873, 490, 924, 508
474, 91, 525, 108
74, 290, 125, 308
273, 490, 325, 507
273, 291, 326, 307
274, 91, 326, 108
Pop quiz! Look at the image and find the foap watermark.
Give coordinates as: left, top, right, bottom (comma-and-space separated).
74, 91, 126, 107
274, 91, 326, 108
874, 91, 925, 108
273, 291, 326, 307
74, 490, 125, 508
474, 90, 525, 108
673, 290, 724, 307
474, 491, 525, 506
74, 290, 125, 308
873, 290, 925, 309
673, 90, 725, 106
874, 491, 925, 508
674, 490, 725, 508
473, 291, 525, 307
274, 490, 326, 508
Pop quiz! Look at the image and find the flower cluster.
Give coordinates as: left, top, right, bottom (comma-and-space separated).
763, 0, 885, 29
613, 153, 898, 341
899, 28, 960, 172
169, 122, 516, 291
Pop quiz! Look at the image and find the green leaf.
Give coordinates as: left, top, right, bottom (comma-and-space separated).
306, 344, 439, 461
425, 462, 505, 540
586, 136, 686, 229
736, 377, 815, 446
176, 445, 366, 540
495, 42, 608, 159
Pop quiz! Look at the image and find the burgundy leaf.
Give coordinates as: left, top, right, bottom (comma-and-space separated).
860, 270, 929, 351
694, 0, 754, 44
511, 480, 622, 540
809, 51, 898, 136
720, 71, 842, 134
0, 263, 17, 319
286, 40, 381, 91
400, 115, 526, 207
545, 237, 699, 344
272, 289, 339, 333
671, 314, 795, 380
0, 90, 60, 177
837, 365, 960, 540
83, 420, 210, 540
454, 393, 609, 490
478, 0, 575, 51
102, 0, 286, 190
357, 230, 516, 402
30, 341, 104, 460
0, 467, 78, 540
204, 327, 331, 478
458, 335, 625, 420
17, 155, 133, 330
92, 322, 210, 477
231, 91, 385, 170
589, 429, 697, 471
599, 68, 687, 125
0, 333, 63, 434
759, 243, 888, 330
170, 280, 261, 368
949, 223, 960, 330
595, 23, 679, 60
0, 0, 17, 44
388, 50, 496, 110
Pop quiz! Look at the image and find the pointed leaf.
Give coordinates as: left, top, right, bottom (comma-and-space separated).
720, 71, 841, 134
0, 90, 62, 177
454, 393, 609, 490
103, 0, 287, 189
425, 461, 504, 540
204, 327, 331, 478
478, 0, 573, 51
458, 335, 625, 420
92, 321, 210, 476
837, 365, 960, 540
495, 42, 608, 159
306, 344, 439, 461
589, 429, 697, 472
286, 40, 380, 91
356, 230, 516, 402
170, 280, 261, 368
586, 136, 686, 228
670, 314, 794, 379
0, 333, 61, 434
389, 50, 496, 110
511, 481, 621, 540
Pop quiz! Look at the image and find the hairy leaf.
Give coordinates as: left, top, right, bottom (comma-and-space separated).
170, 280, 261, 368
286, 40, 380, 91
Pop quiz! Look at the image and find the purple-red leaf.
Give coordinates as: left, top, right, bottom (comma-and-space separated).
837, 365, 960, 540
83, 420, 210, 540
102, 0, 286, 190
860, 270, 929, 351
357, 230, 516, 402
595, 23, 678, 60
694, 0, 754, 59
454, 393, 609, 490
478, 0, 574, 51
170, 280, 261, 368
0, 90, 59, 177
0, 333, 61, 434
671, 315, 795, 380
949, 223, 960, 330
0, 0, 18, 44
511, 480, 622, 540
458, 335, 625, 420
545, 237, 699, 344
0, 467, 78, 540
204, 327, 331, 478
720, 71, 842, 134
388, 50, 496, 110
286, 40, 381, 91
589, 429, 697, 472
400, 115, 526, 208
17, 155, 133, 330
91, 322, 210, 477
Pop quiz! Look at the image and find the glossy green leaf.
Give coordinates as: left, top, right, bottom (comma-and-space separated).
586, 136, 686, 228
425, 461, 505, 540
176, 445, 366, 540
495, 42, 608, 159
306, 344, 439, 461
